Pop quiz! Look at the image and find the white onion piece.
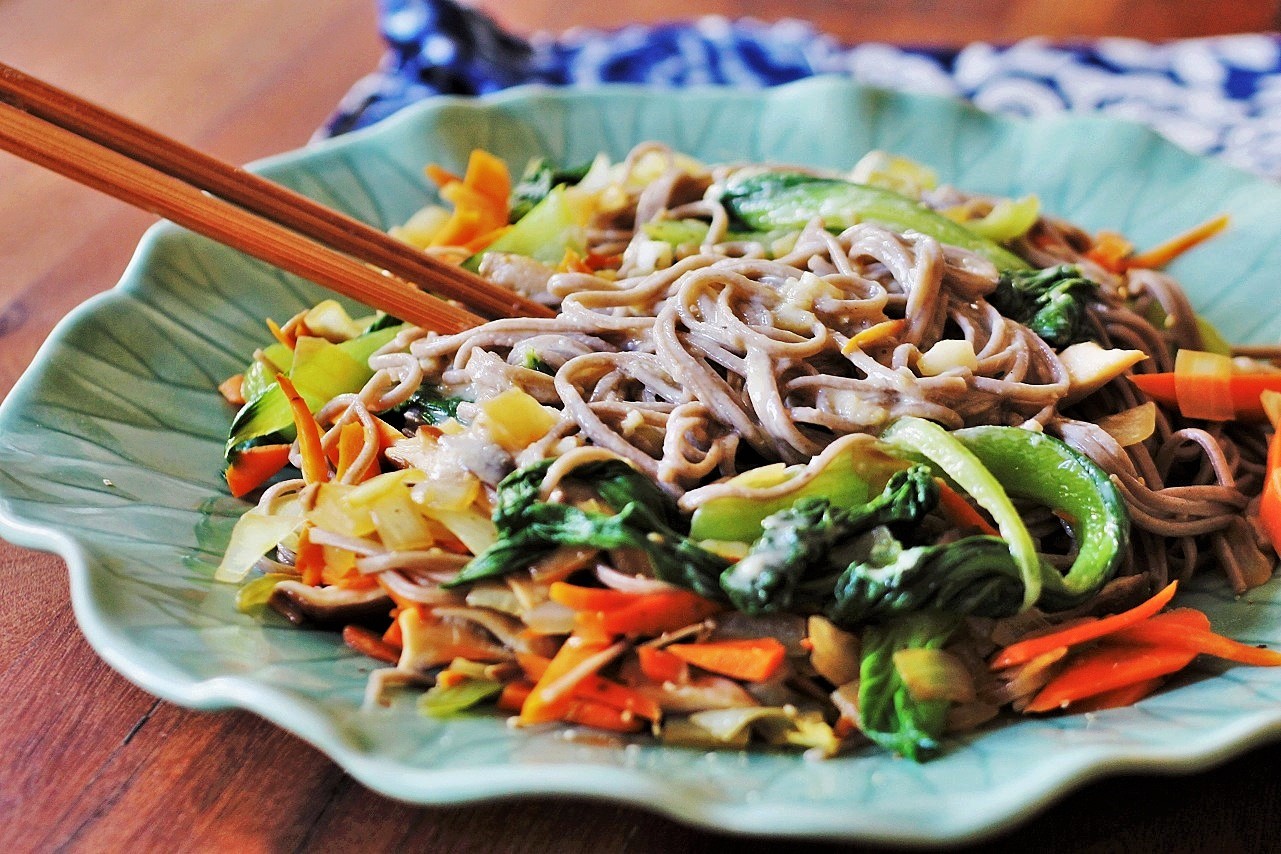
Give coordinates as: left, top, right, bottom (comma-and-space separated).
594, 563, 679, 594
522, 600, 578, 635
376, 570, 466, 605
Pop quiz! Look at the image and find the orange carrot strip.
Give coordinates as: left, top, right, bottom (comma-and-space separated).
276, 374, 329, 485
666, 638, 787, 682
219, 374, 245, 406
463, 149, 512, 205
341, 625, 401, 664
462, 224, 512, 254
1111, 606, 1210, 634
295, 527, 325, 587
1065, 677, 1165, 713
549, 582, 647, 611
425, 163, 462, 188
518, 652, 660, 719
381, 607, 405, 647
1262, 469, 1281, 561
497, 680, 534, 712
1083, 230, 1134, 273
332, 569, 379, 591
333, 420, 371, 481
570, 674, 662, 720
436, 669, 469, 689
1127, 214, 1229, 270
1129, 370, 1281, 423
562, 699, 644, 733
224, 443, 292, 498
589, 590, 722, 637
266, 317, 295, 349
637, 646, 689, 684
992, 581, 1179, 669
518, 632, 612, 725
1111, 612, 1281, 666
934, 479, 999, 536
1024, 644, 1196, 713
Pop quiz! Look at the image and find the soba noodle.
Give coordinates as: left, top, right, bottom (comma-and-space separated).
222, 143, 1278, 759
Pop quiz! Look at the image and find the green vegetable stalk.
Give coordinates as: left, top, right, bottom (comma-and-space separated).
828, 529, 1027, 624
858, 612, 960, 761
953, 424, 1128, 610
881, 417, 1044, 608
882, 417, 1128, 612
688, 439, 908, 543
719, 171, 1031, 271
718, 467, 938, 615
446, 459, 730, 598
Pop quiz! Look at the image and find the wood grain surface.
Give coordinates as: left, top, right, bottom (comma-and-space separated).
3, 2, 1281, 852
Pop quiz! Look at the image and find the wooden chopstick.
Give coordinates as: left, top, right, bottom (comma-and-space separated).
0, 62, 555, 327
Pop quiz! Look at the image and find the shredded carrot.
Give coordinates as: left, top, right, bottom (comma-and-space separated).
1084, 230, 1134, 273
1111, 611, 1281, 667
1064, 677, 1165, 713
1128, 213, 1230, 270
559, 248, 593, 274
294, 527, 325, 587
436, 669, 470, 690
992, 581, 1178, 668
341, 625, 400, 664
517, 631, 613, 725
577, 589, 722, 638
570, 673, 662, 720
1130, 368, 1281, 423
1085, 216, 1229, 274
218, 374, 245, 406
666, 638, 787, 682
549, 582, 648, 612
425, 163, 463, 188
333, 420, 374, 482
562, 699, 645, 732
1024, 644, 1197, 713
266, 317, 295, 350
497, 680, 534, 712
382, 607, 405, 647
427, 149, 512, 251
331, 570, 379, 591
518, 651, 659, 720
276, 373, 329, 485
224, 443, 292, 498
934, 479, 999, 536
636, 646, 689, 684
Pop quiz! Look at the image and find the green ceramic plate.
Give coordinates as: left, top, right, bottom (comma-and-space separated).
4, 77, 1281, 844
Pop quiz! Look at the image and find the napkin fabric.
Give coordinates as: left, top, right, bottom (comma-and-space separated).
328, 0, 1281, 178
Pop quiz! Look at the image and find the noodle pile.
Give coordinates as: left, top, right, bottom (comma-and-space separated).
223, 143, 1277, 758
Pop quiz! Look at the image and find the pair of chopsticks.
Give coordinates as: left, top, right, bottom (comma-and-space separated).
0, 62, 555, 332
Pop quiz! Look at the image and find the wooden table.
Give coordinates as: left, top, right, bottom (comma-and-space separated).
4, 2, 1281, 850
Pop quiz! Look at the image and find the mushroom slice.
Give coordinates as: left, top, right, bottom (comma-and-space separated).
268, 581, 392, 629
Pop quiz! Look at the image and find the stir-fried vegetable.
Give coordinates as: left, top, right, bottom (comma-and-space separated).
883, 418, 1128, 611
446, 459, 732, 598
719, 171, 1031, 271
719, 468, 938, 614
986, 265, 1098, 349
213, 143, 1278, 765
858, 612, 960, 761
1129, 351, 1281, 422
688, 438, 908, 543
829, 530, 1027, 623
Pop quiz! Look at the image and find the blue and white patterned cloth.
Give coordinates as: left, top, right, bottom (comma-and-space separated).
328, 0, 1281, 178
